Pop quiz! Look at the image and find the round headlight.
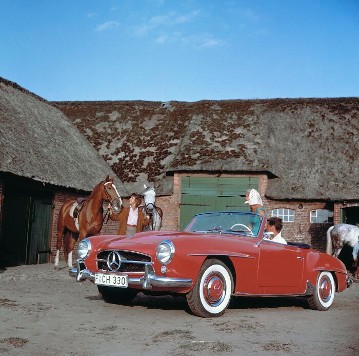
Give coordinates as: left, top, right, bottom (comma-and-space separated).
156, 240, 175, 265
78, 238, 91, 259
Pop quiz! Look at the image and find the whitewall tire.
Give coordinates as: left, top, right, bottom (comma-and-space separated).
186, 259, 233, 318
308, 271, 335, 311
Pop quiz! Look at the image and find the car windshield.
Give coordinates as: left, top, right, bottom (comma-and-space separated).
184, 211, 263, 237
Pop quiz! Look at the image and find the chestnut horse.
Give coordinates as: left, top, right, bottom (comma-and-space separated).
55, 175, 122, 268
326, 223, 359, 258
141, 185, 163, 231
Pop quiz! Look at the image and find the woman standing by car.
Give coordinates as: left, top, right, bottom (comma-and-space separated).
244, 188, 268, 233
109, 193, 150, 236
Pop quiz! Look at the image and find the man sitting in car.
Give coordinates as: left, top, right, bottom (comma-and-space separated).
265, 217, 287, 244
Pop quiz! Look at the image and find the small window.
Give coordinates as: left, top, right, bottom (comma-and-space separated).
310, 209, 334, 223
271, 208, 295, 222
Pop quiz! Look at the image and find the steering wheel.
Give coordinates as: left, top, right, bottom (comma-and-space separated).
230, 223, 253, 235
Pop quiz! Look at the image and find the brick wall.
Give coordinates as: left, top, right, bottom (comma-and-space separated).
50, 191, 79, 263
265, 200, 332, 252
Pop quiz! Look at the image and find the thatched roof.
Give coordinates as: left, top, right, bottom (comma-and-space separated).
0, 78, 124, 194
53, 97, 359, 201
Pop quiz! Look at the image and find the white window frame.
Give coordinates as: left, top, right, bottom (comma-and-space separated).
271, 208, 295, 222
310, 209, 334, 223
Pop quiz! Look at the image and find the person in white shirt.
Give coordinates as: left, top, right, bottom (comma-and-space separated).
265, 217, 287, 244
109, 193, 150, 236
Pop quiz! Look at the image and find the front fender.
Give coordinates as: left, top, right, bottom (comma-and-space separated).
306, 251, 348, 291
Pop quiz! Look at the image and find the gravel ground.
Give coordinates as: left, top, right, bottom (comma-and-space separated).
0, 263, 358, 356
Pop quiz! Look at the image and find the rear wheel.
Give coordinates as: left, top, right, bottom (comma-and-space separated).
97, 286, 138, 304
307, 271, 335, 310
186, 259, 233, 318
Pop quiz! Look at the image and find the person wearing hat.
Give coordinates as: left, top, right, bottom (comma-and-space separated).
245, 189, 267, 217
244, 188, 268, 234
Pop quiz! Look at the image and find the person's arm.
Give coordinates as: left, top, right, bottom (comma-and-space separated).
258, 209, 266, 218
108, 204, 121, 221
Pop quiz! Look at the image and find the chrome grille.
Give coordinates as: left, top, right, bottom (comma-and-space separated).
96, 250, 152, 272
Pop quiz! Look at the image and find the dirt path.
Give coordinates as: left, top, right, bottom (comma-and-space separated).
0, 263, 358, 355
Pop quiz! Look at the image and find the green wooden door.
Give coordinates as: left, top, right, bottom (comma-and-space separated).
27, 196, 52, 264
180, 177, 258, 230
0, 184, 52, 267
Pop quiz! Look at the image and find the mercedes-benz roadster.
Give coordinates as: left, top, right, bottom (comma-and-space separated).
69, 211, 352, 317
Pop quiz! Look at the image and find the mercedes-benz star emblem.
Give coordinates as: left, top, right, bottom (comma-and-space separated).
107, 251, 122, 271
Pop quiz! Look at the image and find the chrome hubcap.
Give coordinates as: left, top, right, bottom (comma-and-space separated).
319, 276, 332, 302
203, 273, 225, 306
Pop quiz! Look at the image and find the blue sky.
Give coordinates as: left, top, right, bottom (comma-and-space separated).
1, 0, 358, 101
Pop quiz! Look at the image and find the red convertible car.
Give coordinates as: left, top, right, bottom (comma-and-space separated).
69, 211, 352, 317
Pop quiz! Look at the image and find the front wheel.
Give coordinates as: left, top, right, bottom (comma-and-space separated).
307, 271, 335, 311
186, 259, 233, 318
97, 286, 138, 304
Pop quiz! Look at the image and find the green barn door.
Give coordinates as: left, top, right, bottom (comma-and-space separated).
27, 196, 52, 264
180, 177, 258, 230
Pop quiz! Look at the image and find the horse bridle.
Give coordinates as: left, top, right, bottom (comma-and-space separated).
103, 181, 122, 223
142, 203, 162, 230
103, 181, 122, 207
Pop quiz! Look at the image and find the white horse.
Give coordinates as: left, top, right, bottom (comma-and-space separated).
141, 185, 163, 231
326, 223, 359, 257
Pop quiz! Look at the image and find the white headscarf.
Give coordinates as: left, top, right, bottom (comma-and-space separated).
244, 189, 263, 205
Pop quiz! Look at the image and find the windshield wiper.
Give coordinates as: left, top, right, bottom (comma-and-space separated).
193, 227, 224, 233
224, 229, 254, 236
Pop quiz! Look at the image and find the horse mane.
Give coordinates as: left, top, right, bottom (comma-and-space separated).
88, 180, 102, 199
88, 176, 111, 199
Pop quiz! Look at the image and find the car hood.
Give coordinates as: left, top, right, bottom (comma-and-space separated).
98, 230, 192, 252
96, 229, 253, 257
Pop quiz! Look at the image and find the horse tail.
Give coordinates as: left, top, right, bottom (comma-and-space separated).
326, 226, 334, 255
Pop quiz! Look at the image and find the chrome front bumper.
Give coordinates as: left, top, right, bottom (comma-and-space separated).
69, 259, 193, 290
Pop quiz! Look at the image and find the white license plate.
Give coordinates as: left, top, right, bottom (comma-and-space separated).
95, 273, 128, 288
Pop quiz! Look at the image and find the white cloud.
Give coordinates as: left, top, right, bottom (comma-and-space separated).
155, 32, 225, 48
134, 10, 200, 36
94, 21, 120, 32
185, 34, 225, 48
150, 10, 200, 26
242, 8, 260, 22
134, 9, 224, 49
155, 34, 170, 44
198, 36, 225, 48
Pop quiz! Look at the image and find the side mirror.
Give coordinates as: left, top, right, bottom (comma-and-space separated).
255, 231, 274, 247
264, 231, 274, 239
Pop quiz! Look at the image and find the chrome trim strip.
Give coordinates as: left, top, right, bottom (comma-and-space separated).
69, 259, 192, 289
188, 252, 254, 259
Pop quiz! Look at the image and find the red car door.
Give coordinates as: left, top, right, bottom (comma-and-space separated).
257, 240, 304, 294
